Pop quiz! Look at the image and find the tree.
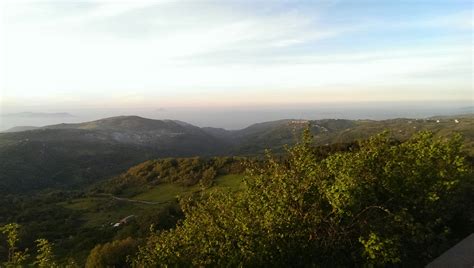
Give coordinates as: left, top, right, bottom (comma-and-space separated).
200, 167, 217, 188
318, 131, 471, 264
34, 239, 57, 268
0, 223, 29, 266
86, 237, 138, 268
132, 129, 472, 267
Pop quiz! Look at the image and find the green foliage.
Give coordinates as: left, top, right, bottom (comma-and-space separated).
0, 223, 29, 266
85, 237, 137, 268
102, 156, 246, 195
319, 131, 471, 263
200, 167, 217, 188
0, 157, 245, 266
132, 130, 472, 266
34, 239, 57, 267
359, 232, 400, 265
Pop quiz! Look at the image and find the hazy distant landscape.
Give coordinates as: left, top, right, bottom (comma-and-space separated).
1, 101, 472, 131
1, 112, 473, 193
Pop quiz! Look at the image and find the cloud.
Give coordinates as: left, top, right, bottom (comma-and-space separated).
0, 0, 472, 109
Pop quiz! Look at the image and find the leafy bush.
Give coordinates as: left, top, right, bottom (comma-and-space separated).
34, 239, 57, 268
85, 237, 137, 268
0, 223, 29, 266
132, 130, 472, 266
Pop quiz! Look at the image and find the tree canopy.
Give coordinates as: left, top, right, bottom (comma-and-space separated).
85, 237, 137, 268
132, 130, 473, 267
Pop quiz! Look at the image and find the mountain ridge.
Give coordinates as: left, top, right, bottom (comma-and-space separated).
0, 114, 472, 193
3, 113, 473, 132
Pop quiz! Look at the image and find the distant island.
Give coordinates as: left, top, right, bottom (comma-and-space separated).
1, 112, 74, 118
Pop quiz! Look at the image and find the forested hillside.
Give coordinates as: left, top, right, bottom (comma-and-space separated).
0, 116, 230, 193
1, 115, 472, 193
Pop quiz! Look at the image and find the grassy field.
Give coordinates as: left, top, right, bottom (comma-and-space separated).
133, 174, 245, 201
60, 196, 160, 227
133, 183, 200, 202
214, 174, 245, 190
58, 173, 246, 228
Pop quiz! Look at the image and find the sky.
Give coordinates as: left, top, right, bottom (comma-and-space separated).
0, 0, 472, 121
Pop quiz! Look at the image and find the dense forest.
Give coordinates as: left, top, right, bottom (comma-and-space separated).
1, 129, 472, 266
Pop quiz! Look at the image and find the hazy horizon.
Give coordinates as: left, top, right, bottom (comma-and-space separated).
0, 100, 472, 131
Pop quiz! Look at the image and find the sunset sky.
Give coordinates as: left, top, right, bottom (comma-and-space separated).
0, 0, 472, 111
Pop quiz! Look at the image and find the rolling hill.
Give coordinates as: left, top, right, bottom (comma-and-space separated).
1, 114, 472, 193
201, 115, 474, 154
0, 116, 229, 193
